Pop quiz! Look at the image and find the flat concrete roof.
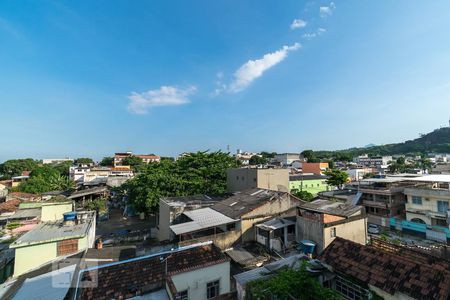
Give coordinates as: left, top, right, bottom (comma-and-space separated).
11, 219, 91, 248
408, 174, 450, 183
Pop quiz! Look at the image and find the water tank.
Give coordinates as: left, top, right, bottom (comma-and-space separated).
299, 240, 316, 254
63, 212, 77, 221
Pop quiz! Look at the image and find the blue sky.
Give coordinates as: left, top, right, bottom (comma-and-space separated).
1, 1, 450, 161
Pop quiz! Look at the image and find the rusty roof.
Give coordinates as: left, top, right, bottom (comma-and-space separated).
78, 243, 228, 300
319, 237, 450, 300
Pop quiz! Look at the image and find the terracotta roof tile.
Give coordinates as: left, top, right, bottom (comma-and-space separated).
0, 199, 20, 213
319, 238, 450, 300
79, 244, 228, 300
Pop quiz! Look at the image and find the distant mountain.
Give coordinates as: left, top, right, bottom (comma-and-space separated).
364, 143, 377, 148
316, 127, 450, 158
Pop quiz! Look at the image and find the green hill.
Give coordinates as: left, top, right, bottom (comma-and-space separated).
316, 127, 450, 159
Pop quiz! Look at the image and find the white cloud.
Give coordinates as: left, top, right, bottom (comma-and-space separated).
127, 85, 196, 114
228, 43, 301, 93
320, 2, 336, 18
302, 27, 327, 40
290, 19, 307, 30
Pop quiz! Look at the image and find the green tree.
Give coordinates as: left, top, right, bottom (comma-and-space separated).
245, 262, 342, 300
17, 165, 75, 194
291, 189, 314, 201
122, 156, 145, 171
121, 151, 238, 213
249, 155, 267, 165
99, 157, 114, 166
324, 169, 349, 190
52, 161, 73, 177
74, 157, 94, 165
0, 159, 39, 179
301, 150, 320, 163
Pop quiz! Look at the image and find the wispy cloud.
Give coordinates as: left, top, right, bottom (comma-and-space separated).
320, 2, 336, 18
302, 27, 327, 40
127, 85, 196, 114
227, 43, 301, 93
290, 19, 307, 30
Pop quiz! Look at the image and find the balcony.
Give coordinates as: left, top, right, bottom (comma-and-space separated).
404, 187, 450, 199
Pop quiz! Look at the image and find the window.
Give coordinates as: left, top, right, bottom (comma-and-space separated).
330, 227, 336, 237
57, 239, 78, 256
412, 196, 422, 205
334, 275, 370, 300
317, 184, 320, 187
207, 280, 220, 299
437, 201, 449, 213
226, 222, 236, 231
175, 290, 188, 300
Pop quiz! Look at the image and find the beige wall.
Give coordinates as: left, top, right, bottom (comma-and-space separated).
13, 242, 58, 276
297, 216, 367, 253
158, 200, 172, 241
323, 218, 367, 251
41, 202, 73, 222
227, 168, 289, 193
170, 262, 230, 300
405, 191, 450, 224
241, 194, 297, 242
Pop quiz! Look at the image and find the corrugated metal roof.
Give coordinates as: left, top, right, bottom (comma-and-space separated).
170, 208, 235, 235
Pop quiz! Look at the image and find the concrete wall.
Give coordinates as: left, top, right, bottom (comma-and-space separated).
41, 202, 73, 222
323, 218, 367, 251
179, 230, 242, 250
297, 216, 367, 253
170, 261, 230, 300
13, 242, 57, 277
369, 285, 415, 300
227, 168, 289, 192
241, 194, 297, 242
157, 200, 172, 241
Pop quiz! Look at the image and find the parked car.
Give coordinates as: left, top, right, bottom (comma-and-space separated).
368, 224, 380, 234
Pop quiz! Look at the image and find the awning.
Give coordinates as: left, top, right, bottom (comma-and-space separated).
170, 208, 236, 235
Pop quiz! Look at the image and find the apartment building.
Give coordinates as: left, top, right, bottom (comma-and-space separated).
226, 168, 289, 192
354, 154, 392, 168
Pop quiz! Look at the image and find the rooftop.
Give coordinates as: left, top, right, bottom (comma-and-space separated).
170, 207, 236, 235
319, 238, 450, 300
212, 189, 289, 219
162, 194, 227, 207
299, 199, 362, 217
10, 213, 94, 247
67, 186, 108, 199
408, 174, 450, 183
78, 242, 228, 300
289, 174, 329, 181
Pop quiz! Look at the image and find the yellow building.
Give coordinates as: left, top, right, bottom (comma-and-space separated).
10, 211, 96, 277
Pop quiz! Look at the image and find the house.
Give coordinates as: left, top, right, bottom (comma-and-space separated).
345, 167, 374, 181
235, 150, 262, 166
289, 174, 330, 195
76, 241, 231, 300
114, 152, 160, 166
157, 194, 225, 241
301, 162, 329, 175
226, 168, 289, 192
272, 153, 300, 166
69, 164, 91, 182
398, 174, 450, 243
296, 199, 367, 254
169, 189, 300, 249
255, 217, 296, 252
319, 237, 450, 300
9, 211, 96, 276
356, 177, 412, 227
353, 154, 392, 168
67, 186, 109, 204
